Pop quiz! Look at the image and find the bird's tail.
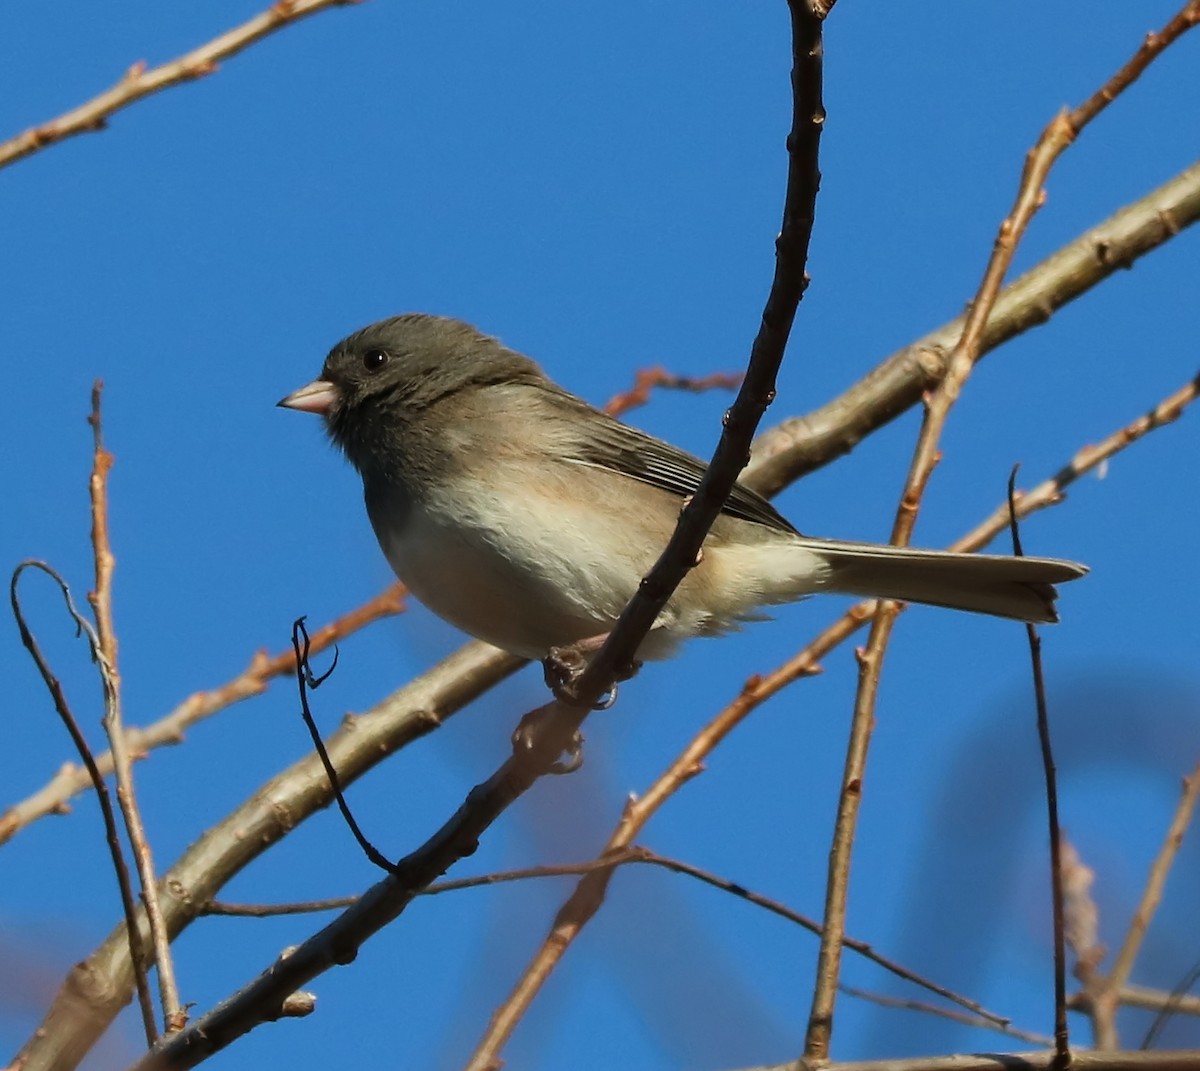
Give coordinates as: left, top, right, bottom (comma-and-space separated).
808, 539, 1088, 624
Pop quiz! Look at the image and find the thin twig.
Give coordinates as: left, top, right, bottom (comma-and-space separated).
837, 985, 1054, 1047
9, 562, 158, 1045
0, 0, 362, 171
87, 383, 182, 1032
1109, 757, 1200, 998
1143, 958, 1200, 1049
0, 582, 406, 844
632, 850, 1019, 1030
290, 619, 398, 874
1008, 470, 1070, 1064
203, 844, 1019, 1033
801, 6, 1200, 1053
602, 367, 743, 419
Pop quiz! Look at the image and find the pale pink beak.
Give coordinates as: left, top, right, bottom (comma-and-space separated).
277, 380, 338, 415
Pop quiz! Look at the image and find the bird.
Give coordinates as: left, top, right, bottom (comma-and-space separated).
279, 314, 1087, 664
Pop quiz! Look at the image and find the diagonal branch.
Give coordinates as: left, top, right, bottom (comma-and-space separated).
0, 0, 363, 171
554, 0, 829, 714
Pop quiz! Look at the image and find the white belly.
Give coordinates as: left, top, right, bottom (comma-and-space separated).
368, 481, 639, 660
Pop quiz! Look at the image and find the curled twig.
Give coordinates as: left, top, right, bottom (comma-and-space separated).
290, 617, 398, 875
9, 560, 158, 1044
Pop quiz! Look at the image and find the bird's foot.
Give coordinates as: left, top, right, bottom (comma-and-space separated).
541, 637, 641, 710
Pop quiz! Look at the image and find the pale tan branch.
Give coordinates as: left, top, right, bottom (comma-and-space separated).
0, 0, 362, 171
1113, 983, 1200, 1017
86, 385, 181, 1033
1108, 756, 1200, 994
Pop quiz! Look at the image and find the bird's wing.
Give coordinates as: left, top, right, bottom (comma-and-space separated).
554, 395, 800, 536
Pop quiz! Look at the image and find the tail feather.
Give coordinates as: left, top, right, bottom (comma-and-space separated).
810, 540, 1088, 624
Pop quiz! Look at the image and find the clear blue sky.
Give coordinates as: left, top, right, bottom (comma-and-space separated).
3, 3, 1199, 1068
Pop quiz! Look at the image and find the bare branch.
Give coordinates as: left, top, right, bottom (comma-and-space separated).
550, 0, 828, 715
1109, 757, 1200, 997
1007, 475, 1069, 1062
86, 384, 182, 1032
741, 1049, 1200, 1071
803, 6, 1200, 1054
837, 985, 1053, 1048
0, 0, 363, 172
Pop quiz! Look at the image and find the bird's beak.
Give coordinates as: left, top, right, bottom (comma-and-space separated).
277, 380, 338, 415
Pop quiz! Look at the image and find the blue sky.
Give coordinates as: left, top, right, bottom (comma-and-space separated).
3, 3, 1199, 1069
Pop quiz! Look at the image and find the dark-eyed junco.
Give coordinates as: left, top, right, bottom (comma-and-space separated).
279, 314, 1087, 662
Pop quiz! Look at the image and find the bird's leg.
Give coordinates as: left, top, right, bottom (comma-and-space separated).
541, 634, 642, 709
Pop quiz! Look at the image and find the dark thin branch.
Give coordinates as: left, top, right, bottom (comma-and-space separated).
1143, 958, 1200, 1049
837, 985, 1053, 1048
9, 561, 158, 1045
555, 0, 827, 712
1009, 469, 1070, 1065
201, 844, 1020, 1033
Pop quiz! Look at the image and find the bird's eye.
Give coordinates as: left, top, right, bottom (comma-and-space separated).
362, 349, 389, 373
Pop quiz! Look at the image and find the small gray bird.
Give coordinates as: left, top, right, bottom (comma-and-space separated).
279, 314, 1087, 662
